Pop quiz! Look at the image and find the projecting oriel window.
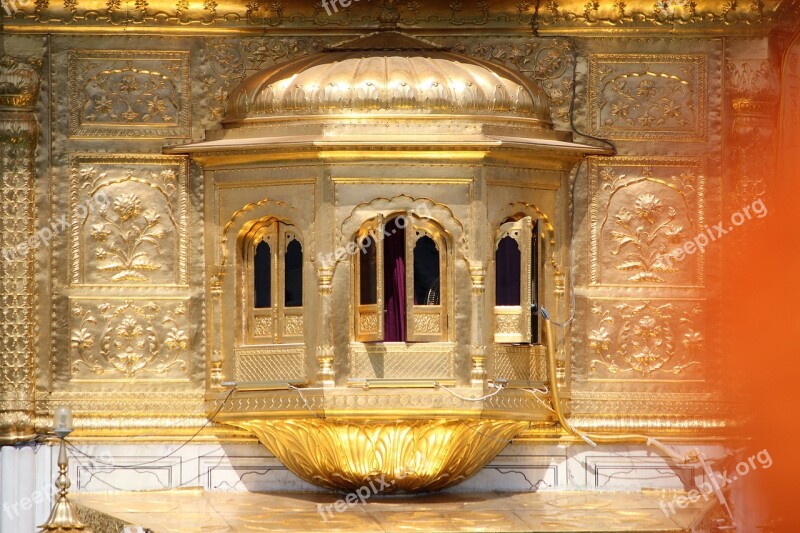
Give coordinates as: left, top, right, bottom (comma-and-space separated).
243, 219, 304, 345
494, 216, 540, 344
355, 214, 448, 343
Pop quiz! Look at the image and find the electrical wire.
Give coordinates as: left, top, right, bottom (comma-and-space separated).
64, 387, 236, 469
436, 382, 505, 401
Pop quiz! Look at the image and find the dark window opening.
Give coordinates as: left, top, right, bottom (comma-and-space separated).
359, 235, 378, 305
495, 236, 521, 306
284, 239, 303, 308
413, 235, 440, 305
254, 241, 271, 308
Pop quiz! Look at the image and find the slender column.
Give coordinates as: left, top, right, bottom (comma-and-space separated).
469, 263, 487, 386
0, 55, 41, 445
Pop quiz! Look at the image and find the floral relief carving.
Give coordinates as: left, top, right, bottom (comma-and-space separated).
71, 300, 189, 378
359, 313, 379, 335
591, 159, 704, 287
69, 50, 190, 138
91, 192, 167, 282
413, 314, 441, 335
70, 156, 188, 286
589, 302, 702, 378
589, 54, 707, 141
254, 316, 273, 337
610, 192, 685, 283
439, 37, 574, 125
494, 314, 519, 335
283, 316, 304, 336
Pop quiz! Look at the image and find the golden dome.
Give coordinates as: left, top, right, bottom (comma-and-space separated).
224, 32, 553, 125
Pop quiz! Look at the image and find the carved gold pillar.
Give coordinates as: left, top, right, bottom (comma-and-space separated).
0, 55, 41, 445
316, 265, 335, 387
469, 262, 487, 386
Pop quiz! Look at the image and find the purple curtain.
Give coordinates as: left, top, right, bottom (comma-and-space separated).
496, 236, 521, 306
384, 223, 406, 342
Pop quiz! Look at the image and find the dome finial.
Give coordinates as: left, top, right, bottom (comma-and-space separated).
378, 0, 400, 30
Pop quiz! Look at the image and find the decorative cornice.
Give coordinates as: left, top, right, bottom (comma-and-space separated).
0, 0, 789, 35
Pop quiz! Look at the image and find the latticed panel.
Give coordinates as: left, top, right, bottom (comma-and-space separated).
235, 346, 306, 383
350, 345, 454, 379
493, 345, 548, 383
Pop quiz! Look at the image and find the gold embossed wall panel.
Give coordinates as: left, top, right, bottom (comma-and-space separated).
68, 155, 188, 287
40, 36, 207, 428
589, 157, 706, 288
587, 53, 707, 142
68, 50, 191, 139
570, 37, 723, 426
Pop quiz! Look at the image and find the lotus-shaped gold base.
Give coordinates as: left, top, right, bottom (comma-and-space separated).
233, 418, 528, 492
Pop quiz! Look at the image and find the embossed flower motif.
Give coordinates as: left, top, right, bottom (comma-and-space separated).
71, 328, 94, 350
683, 330, 703, 350
90, 223, 111, 242
634, 193, 663, 222
113, 194, 142, 222
634, 315, 659, 339
665, 224, 684, 243
115, 316, 143, 340
611, 102, 630, 119
636, 79, 658, 98
118, 74, 140, 94
165, 327, 189, 351
146, 95, 167, 115
615, 207, 634, 226
662, 100, 682, 119
589, 328, 611, 353
94, 96, 115, 115
631, 345, 660, 371
142, 210, 161, 228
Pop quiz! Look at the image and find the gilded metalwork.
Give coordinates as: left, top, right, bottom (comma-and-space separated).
0, 54, 41, 444
69, 155, 189, 286
588, 53, 707, 141
349, 343, 455, 381
70, 300, 189, 379
68, 50, 191, 139
2, 0, 790, 35
588, 301, 704, 378
232, 418, 528, 492
589, 157, 706, 288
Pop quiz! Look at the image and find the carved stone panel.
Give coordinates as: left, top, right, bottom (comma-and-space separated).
68, 50, 191, 138
589, 157, 706, 288
69, 155, 189, 286
588, 54, 707, 141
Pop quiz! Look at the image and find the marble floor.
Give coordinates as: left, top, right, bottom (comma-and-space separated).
72, 488, 725, 532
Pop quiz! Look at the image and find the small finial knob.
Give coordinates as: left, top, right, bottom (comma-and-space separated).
378, 0, 400, 29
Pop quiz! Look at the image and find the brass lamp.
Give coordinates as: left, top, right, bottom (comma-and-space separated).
39, 406, 92, 532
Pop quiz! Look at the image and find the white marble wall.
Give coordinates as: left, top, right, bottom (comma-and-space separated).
0, 440, 728, 533
0, 444, 56, 533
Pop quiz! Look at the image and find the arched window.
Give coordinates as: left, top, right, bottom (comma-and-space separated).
244, 220, 304, 345
494, 216, 540, 344
355, 214, 447, 343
